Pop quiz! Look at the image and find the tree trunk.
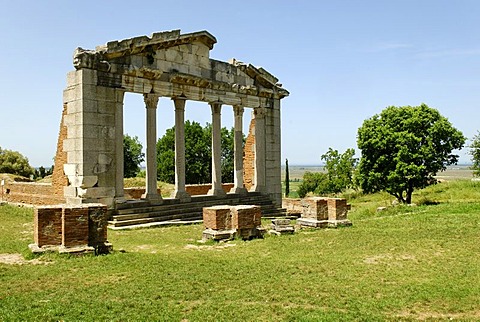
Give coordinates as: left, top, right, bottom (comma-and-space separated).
405, 180, 414, 204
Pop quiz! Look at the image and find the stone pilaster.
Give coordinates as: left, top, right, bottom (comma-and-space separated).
264, 99, 282, 206
208, 102, 226, 196
252, 106, 266, 193
114, 90, 125, 203
141, 94, 162, 203
230, 105, 247, 194
173, 97, 191, 201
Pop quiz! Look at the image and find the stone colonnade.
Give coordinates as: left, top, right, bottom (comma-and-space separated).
119, 94, 258, 204
57, 30, 288, 208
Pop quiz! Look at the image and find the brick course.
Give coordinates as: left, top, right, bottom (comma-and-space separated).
52, 103, 69, 196
243, 117, 255, 191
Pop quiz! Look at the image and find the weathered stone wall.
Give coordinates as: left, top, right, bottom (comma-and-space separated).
243, 117, 255, 191
2, 182, 65, 205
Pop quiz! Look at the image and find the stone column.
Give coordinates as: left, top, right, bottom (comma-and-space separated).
114, 90, 126, 203
230, 105, 247, 194
208, 102, 226, 196
141, 94, 162, 202
252, 106, 266, 192
173, 97, 191, 202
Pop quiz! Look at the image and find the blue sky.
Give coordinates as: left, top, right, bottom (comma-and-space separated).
1, 0, 479, 166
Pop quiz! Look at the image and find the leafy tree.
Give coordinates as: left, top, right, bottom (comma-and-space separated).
220, 126, 235, 183
156, 127, 176, 183
0, 146, 34, 178
156, 121, 237, 184
321, 148, 357, 193
285, 158, 290, 197
185, 121, 211, 184
124, 135, 144, 178
297, 171, 329, 198
33, 165, 54, 180
296, 148, 357, 198
469, 131, 480, 177
357, 104, 465, 204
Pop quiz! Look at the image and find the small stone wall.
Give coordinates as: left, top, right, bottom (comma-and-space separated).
185, 183, 234, 196
1, 182, 65, 205
124, 183, 234, 200
31, 203, 110, 254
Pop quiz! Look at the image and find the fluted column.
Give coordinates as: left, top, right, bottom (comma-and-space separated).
230, 105, 247, 194
173, 97, 191, 202
252, 106, 266, 192
208, 102, 226, 196
141, 94, 162, 202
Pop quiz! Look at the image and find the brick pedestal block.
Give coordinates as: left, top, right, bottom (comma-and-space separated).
203, 206, 232, 230
202, 205, 263, 241
302, 197, 328, 220
34, 206, 63, 247
327, 198, 351, 221
30, 203, 110, 254
298, 197, 352, 229
232, 205, 261, 229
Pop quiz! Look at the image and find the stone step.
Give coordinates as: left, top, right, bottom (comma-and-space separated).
108, 192, 286, 229
110, 203, 282, 223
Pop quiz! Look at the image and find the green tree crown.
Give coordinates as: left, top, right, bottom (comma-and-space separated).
0, 146, 34, 178
357, 104, 465, 204
123, 135, 144, 178
469, 131, 480, 177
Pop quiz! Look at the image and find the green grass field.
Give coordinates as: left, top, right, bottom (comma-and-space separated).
1, 179, 480, 321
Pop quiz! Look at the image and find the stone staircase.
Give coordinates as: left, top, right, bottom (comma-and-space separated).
108, 192, 286, 230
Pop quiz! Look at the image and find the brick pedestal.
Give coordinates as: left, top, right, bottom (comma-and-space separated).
30, 203, 111, 254
202, 205, 264, 240
297, 197, 352, 228
302, 197, 328, 220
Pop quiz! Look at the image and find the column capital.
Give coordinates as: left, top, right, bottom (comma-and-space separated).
173, 97, 187, 112
209, 101, 222, 114
254, 106, 266, 118
144, 94, 159, 109
233, 105, 244, 116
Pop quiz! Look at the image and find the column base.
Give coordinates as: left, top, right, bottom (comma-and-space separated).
230, 186, 248, 195
115, 196, 127, 204
251, 185, 266, 193
141, 193, 163, 204
174, 190, 191, 202
208, 188, 227, 196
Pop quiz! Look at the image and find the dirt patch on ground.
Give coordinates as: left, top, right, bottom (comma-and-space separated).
0, 253, 51, 265
185, 243, 237, 250
363, 253, 418, 265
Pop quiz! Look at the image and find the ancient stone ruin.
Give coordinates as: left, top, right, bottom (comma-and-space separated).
29, 30, 289, 253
